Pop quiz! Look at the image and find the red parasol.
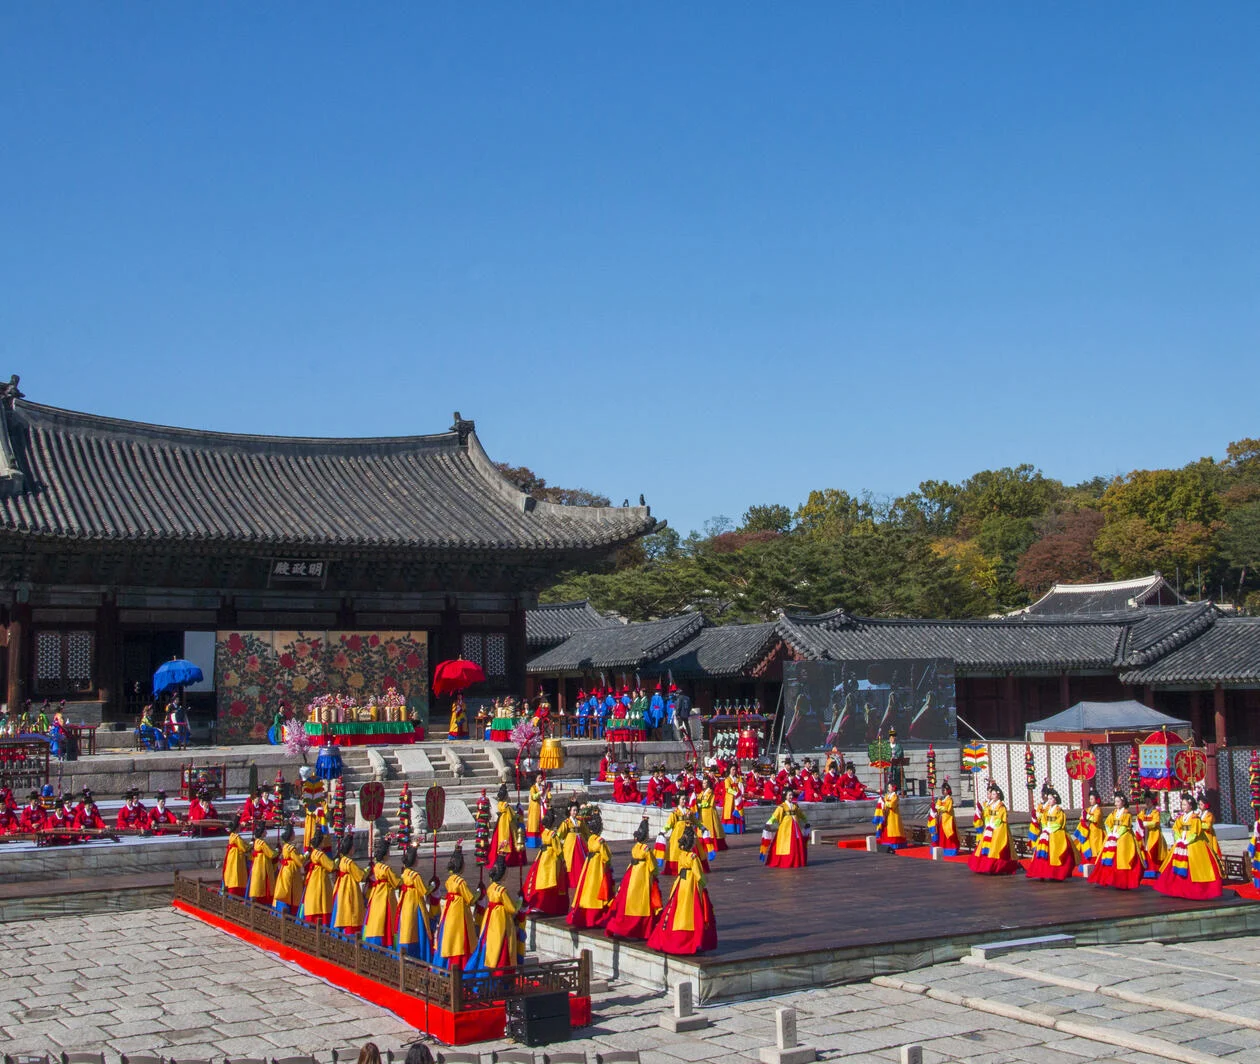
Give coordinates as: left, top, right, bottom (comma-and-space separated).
432, 658, 486, 696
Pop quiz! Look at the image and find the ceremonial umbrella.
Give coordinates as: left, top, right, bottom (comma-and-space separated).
153, 658, 204, 696
432, 658, 486, 696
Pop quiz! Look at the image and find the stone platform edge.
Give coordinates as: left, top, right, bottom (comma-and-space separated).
528, 902, 1260, 1005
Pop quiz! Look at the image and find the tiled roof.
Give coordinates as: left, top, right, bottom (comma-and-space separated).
526, 601, 620, 649
1116, 601, 1218, 668
776, 614, 1125, 673
0, 398, 655, 552
1022, 574, 1185, 615
1120, 617, 1260, 685
653, 622, 783, 679
526, 613, 705, 672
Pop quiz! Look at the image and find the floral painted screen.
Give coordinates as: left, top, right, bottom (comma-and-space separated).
214, 630, 429, 744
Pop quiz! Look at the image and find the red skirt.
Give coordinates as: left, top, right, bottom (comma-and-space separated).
1152, 864, 1223, 900
765, 828, 808, 868
604, 871, 663, 941
1090, 861, 1143, 890
523, 862, 569, 916
645, 889, 717, 955
968, 844, 1021, 876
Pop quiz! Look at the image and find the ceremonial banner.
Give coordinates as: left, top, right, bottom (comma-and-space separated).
781, 659, 957, 750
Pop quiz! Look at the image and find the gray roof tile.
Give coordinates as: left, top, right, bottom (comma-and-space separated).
0, 400, 655, 552
1120, 616, 1260, 685
526, 601, 620, 649
526, 613, 704, 672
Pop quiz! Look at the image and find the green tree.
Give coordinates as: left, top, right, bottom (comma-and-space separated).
741, 503, 793, 534
1100, 460, 1223, 532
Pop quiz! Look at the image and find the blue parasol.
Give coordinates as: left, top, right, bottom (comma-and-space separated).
153, 658, 204, 696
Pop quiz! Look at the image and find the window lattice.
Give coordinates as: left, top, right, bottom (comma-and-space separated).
36, 632, 62, 680
485, 633, 507, 678
66, 631, 93, 681
461, 632, 482, 666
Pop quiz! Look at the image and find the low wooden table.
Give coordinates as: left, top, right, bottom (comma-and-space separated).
65, 723, 98, 756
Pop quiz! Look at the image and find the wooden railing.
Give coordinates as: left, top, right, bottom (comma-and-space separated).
172, 873, 588, 1009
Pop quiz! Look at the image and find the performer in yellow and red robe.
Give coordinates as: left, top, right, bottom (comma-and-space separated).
298, 828, 335, 925
872, 784, 906, 849
660, 797, 709, 875
398, 847, 436, 961
1073, 791, 1106, 864
447, 694, 467, 740
526, 774, 547, 849
488, 784, 526, 867
1025, 788, 1075, 881
1199, 797, 1224, 863
1139, 790, 1168, 879
556, 803, 588, 887
605, 817, 663, 940
1153, 793, 1223, 900
567, 813, 614, 929
523, 809, 569, 916
718, 766, 745, 834
1090, 792, 1146, 890
272, 826, 306, 915
1251, 816, 1260, 890
696, 780, 727, 852
928, 781, 960, 855
436, 845, 478, 972
247, 827, 278, 905
470, 857, 521, 972
646, 827, 717, 956
330, 834, 367, 934
968, 784, 1021, 876
761, 790, 809, 868
363, 839, 401, 947
221, 817, 249, 897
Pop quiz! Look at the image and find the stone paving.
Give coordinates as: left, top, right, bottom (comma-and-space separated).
4, 909, 1260, 1063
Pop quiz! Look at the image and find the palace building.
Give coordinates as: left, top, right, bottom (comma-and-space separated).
0, 377, 655, 738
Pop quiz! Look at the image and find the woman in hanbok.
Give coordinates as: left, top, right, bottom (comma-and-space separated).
646, 827, 717, 956
1073, 790, 1106, 864
873, 783, 906, 850
968, 784, 1021, 875
488, 784, 526, 867
556, 802, 588, 888
605, 818, 663, 940
221, 816, 249, 898
761, 789, 809, 868
1090, 792, 1146, 890
1198, 796, 1224, 863
660, 795, 708, 875
246, 826, 277, 905
1025, 788, 1075, 881
330, 834, 367, 935
362, 839, 401, 947
447, 694, 467, 740
398, 846, 436, 961
298, 827, 335, 925
523, 809, 569, 916
273, 825, 306, 915
1138, 790, 1168, 878
435, 844, 478, 971
928, 780, 960, 855
1153, 792, 1223, 900
526, 773, 547, 848
469, 856, 521, 972
567, 812, 615, 929
719, 765, 745, 833
1250, 816, 1260, 890
696, 779, 727, 852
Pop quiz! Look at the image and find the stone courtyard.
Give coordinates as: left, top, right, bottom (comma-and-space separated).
3, 909, 1259, 1063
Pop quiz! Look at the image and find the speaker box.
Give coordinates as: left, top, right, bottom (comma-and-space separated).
505, 992, 571, 1046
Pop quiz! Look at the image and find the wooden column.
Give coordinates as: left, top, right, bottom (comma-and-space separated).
1190, 689, 1203, 742
439, 597, 461, 662
507, 603, 527, 697
95, 598, 121, 718
1213, 683, 1227, 747
1003, 672, 1018, 739
6, 602, 29, 711
1059, 671, 1071, 711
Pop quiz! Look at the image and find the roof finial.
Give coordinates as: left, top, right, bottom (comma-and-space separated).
0, 375, 23, 408
451, 411, 475, 445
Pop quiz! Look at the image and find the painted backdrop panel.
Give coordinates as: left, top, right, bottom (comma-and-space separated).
215, 630, 429, 744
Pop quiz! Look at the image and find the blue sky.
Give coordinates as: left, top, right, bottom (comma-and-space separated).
3, 5, 1258, 536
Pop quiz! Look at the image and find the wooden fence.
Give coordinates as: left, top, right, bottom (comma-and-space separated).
172, 872, 589, 1010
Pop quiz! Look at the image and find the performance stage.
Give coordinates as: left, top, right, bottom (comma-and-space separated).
528, 834, 1260, 1004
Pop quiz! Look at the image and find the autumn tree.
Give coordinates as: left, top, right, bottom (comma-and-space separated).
1015, 510, 1106, 594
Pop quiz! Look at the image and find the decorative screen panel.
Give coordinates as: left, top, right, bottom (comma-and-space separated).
461, 632, 482, 666
485, 633, 507, 678
66, 631, 93, 681
36, 632, 62, 680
